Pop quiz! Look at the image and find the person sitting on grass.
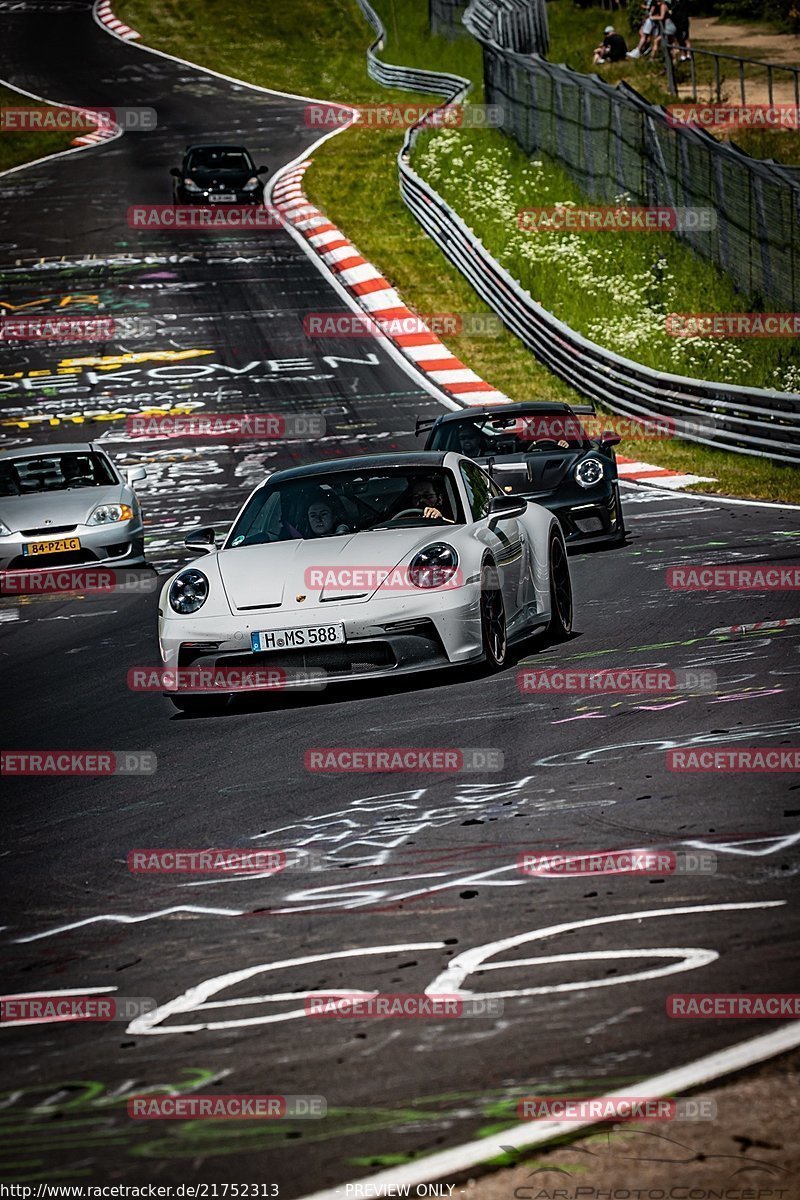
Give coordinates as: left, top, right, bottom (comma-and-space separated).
593, 25, 628, 65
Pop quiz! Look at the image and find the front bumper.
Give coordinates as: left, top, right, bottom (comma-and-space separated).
0, 520, 145, 571
159, 588, 485, 694
530, 487, 623, 547
175, 188, 265, 205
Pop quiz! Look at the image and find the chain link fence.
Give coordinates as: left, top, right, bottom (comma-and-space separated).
463, 3, 800, 310
429, 0, 469, 38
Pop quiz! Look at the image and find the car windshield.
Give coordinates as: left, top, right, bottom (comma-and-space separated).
187, 148, 252, 172
0, 452, 117, 496
431, 412, 589, 455
226, 468, 465, 548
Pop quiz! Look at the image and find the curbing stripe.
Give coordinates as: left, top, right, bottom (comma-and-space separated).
95, 0, 140, 39
272, 161, 514, 411
272, 163, 722, 463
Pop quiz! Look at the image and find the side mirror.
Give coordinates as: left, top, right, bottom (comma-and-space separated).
169, 167, 182, 178
256, 165, 268, 174
601, 430, 622, 447
488, 495, 527, 520
184, 527, 216, 555
126, 466, 147, 486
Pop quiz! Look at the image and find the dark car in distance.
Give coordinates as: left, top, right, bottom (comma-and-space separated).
419, 402, 625, 548
170, 144, 268, 204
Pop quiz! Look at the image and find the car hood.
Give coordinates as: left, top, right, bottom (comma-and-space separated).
0, 485, 125, 533
217, 528, 454, 612
480, 451, 581, 494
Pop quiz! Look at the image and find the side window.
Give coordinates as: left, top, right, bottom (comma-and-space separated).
460, 462, 492, 520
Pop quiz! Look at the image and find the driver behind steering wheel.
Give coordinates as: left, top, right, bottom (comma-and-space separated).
409, 476, 455, 523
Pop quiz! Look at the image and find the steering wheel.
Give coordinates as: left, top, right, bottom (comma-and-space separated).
529, 438, 561, 449
392, 507, 427, 519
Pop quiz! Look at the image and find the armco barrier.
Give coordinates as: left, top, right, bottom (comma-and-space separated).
353, 0, 800, 462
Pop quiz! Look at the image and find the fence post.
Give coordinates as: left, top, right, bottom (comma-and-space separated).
662, 38, 677, 96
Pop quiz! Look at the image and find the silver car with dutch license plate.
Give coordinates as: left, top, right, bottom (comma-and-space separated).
158, 452, 573, 715
0, 444, 146, 573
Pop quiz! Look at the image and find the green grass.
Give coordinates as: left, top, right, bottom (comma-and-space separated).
114, 0, 800, 502
412, 126, 800, 393
0, 86, 77, 174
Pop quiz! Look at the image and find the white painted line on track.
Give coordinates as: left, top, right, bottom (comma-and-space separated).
296, 1018, 800, 1200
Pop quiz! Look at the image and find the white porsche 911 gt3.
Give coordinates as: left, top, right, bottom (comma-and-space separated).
157, 452, 573, 714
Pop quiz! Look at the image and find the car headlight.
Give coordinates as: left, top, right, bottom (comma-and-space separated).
184, 178, 203, 193
408, 543, 459, 589
0, 519, 12, 536
88, 503, 134, 526
575, 458, 604, 489
169, 569, 209, 615
242, 176, 260, 191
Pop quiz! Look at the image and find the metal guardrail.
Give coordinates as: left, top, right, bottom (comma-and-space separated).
354, 0, 470, 99
350, 0, 800, 463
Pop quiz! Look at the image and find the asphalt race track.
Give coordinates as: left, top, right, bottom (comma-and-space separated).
1, 2, 799, 1195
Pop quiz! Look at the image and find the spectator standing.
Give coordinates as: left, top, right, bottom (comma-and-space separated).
670, 0, 692, 60
628, 0, 666, 58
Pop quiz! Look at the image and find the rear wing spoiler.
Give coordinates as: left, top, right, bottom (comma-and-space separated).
415, 416, 437, 437
569, 403, 595, 415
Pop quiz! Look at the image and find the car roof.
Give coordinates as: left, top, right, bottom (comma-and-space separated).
433, 402, 577, 425
183, 143, 251, 154
0, 443, 101, 459
266, 452, 449, 485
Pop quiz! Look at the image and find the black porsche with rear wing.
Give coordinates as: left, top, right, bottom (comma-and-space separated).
419, 402, 625, 548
